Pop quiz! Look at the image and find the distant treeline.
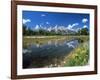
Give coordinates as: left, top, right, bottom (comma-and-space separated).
23, 25, 89, 36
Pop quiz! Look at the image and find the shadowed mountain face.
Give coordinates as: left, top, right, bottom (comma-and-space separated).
23, 39, 79, 68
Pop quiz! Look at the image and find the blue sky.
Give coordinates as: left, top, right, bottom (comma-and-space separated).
22, 11, 90, 30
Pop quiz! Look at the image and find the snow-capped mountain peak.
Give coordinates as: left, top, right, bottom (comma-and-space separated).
33, 24, 83, 35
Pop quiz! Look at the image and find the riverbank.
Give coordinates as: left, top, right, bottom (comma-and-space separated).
63, 42, 89, 66
23, 35, 89, 39
23, 35, 89, 48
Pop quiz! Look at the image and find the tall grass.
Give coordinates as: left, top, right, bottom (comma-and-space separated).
63, 42, 89, 66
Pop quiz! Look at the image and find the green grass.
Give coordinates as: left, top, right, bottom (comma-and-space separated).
63, 42, 89, 66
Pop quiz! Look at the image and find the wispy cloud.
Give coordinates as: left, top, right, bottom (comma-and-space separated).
67, 23, 79, 30
23, 19, 31, 24
46, 22, 50, 24
41, 14, 46, 17
83, 25, 88, 28
72, 23, 79, 27
82, 18, 88, 23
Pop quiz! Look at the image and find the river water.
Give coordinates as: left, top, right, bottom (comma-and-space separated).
23, 39, 79, 69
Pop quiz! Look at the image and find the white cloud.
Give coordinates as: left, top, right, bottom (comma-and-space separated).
67, 23, 79, 30
23, 19, 31, 24
72, 23, 79, 27
35, 25, 40, 30
67, 24, 73, 30
41, 14, 46, 17
46, 22, 50, 24
83, 25, 88, 28
82, 18, 88, 23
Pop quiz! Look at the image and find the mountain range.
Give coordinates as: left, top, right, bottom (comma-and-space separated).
30, 24, 82, 35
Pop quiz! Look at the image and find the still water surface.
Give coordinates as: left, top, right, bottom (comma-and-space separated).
23, 39, 79, 68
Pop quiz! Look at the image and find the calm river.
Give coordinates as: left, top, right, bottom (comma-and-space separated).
23, 39, 79, 69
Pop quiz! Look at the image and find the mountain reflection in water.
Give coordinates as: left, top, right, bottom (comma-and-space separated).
23, 39, 79, 69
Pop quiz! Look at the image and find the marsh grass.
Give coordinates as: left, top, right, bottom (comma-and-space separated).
23, 35, 89, 48
63, 42, 89, 66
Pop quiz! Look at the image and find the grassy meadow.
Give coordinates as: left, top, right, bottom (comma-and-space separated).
63, 42, 89, 66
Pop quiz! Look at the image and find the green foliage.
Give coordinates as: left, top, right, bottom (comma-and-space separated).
77, 28, 89, 35
64, 42, 89, 66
